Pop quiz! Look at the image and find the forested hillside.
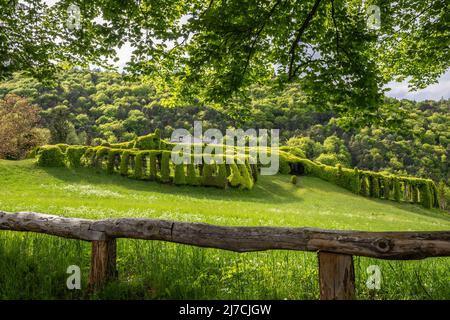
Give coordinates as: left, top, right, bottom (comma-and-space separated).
0, 70, 449, 183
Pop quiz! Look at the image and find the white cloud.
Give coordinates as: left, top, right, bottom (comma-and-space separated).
385, 70, 450, 101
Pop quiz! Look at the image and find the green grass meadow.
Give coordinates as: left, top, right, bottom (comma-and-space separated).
0, 159, 449, 299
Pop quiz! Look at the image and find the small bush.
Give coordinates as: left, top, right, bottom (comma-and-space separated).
411, 185, 419, 203
393, 178, 401, 202
174, 163, 186, 185
290, 175, 297, 185
149, 152, 158, 180
202, 163, 216, 186
94, 147, 109, 171
279, 155, 291, 174
353, 168, 361, 194
382, 177, 391, 199
250, 164, 258, 182
119, 151, 130, 176
133, 152, 144, 179
239, 164, 254, 190
106, 149, 122, 174
369, 175, 380, 198
186, 163, 200, 186
36, 146, 65, 167
228, 163, 242, 187
420, 182, 432, 209
215, 163, 228, 188
360, 175, 369, 197
160, 151, 171, 183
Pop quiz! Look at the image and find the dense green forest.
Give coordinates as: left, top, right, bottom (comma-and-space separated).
0, 69, 449, 185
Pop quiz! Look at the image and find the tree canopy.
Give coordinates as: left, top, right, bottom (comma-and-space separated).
1, 0, 449, 119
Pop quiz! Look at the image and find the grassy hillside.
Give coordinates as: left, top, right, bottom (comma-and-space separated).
0, 160, 449, 299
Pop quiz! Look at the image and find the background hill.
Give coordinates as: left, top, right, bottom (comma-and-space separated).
1, 70, 449, 184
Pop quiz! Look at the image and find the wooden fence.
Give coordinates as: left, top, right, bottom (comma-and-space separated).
1, 210, 450, 299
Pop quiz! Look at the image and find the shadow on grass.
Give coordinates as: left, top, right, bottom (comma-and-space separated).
40, 165, 305, 205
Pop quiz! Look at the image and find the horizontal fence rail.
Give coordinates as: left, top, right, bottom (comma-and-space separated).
1, 210, 450, 299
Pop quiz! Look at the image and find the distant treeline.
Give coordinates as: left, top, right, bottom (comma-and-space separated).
0, 69, 449, 184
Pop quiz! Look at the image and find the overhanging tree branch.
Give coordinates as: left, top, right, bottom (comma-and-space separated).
288, 0, 322, 80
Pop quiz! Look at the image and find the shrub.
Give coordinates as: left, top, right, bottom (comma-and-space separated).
412, 185, 419, 203
95, 147, 109, 171
290, 175, 297, 185
160, 140, 176, 151
437, 180, 448, 210
281, 146, 306, 158
239, 164, 254, 190
250, 164, 258, 182
36, 146, 65, 167
353, 168, 361, 194
27, 146, 39, 159
119, 151, 130, 176
215, 163, 228, 188
174, 163, 186, 185
393, 178, 401, 202
202, 162, 216, 186
382, 177, 391, 199
160, 151, 171, 183
80, 147, 96, 167
186, 163, 200, 186
279, 155, 291, 174
133, 152, 144, 179
360, 175, 369, 197
149, 152, 158, 180
66, 146, 87, 168
55, 144, 69, 153
420, 181, 432, 209
315, 153, 340, 166
133, 130, 160, 150
228, 163, 242, 187
335, 164, 345, 188
110, 140, 135, 149
369, 175, 380, 198
430, 182, 439, 208
106, 149, 121, 174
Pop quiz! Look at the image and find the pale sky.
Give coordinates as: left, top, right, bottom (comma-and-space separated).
384, 70, 450, 101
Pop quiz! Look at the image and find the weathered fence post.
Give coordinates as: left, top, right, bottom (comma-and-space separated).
318, 251, 355, 300
89, 237, 118, 291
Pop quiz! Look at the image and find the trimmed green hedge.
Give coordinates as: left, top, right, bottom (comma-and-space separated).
66, 146, 87, 168
174, 163, 186, 185
36, 146, 66, 167
160, 151, 171, 183
34, 141, 439, 203
133, 131, 160, 150
282, 152, 439, 209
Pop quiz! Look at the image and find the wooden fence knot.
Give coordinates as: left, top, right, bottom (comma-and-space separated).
373, 238, 392, 253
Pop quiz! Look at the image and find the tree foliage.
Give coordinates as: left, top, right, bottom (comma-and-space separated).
0, 0, 448, 119
0, 94, 49, 159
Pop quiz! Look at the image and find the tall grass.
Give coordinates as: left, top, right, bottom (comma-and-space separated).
1, 232, 449, 299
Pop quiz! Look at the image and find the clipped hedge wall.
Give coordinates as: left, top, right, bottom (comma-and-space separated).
282, 151, 439, 209
36, 146, 66, 167
134, 131, 160, 150
34, 141, 439, 203
160, 151, 171, 183
66, 146, 87, 168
